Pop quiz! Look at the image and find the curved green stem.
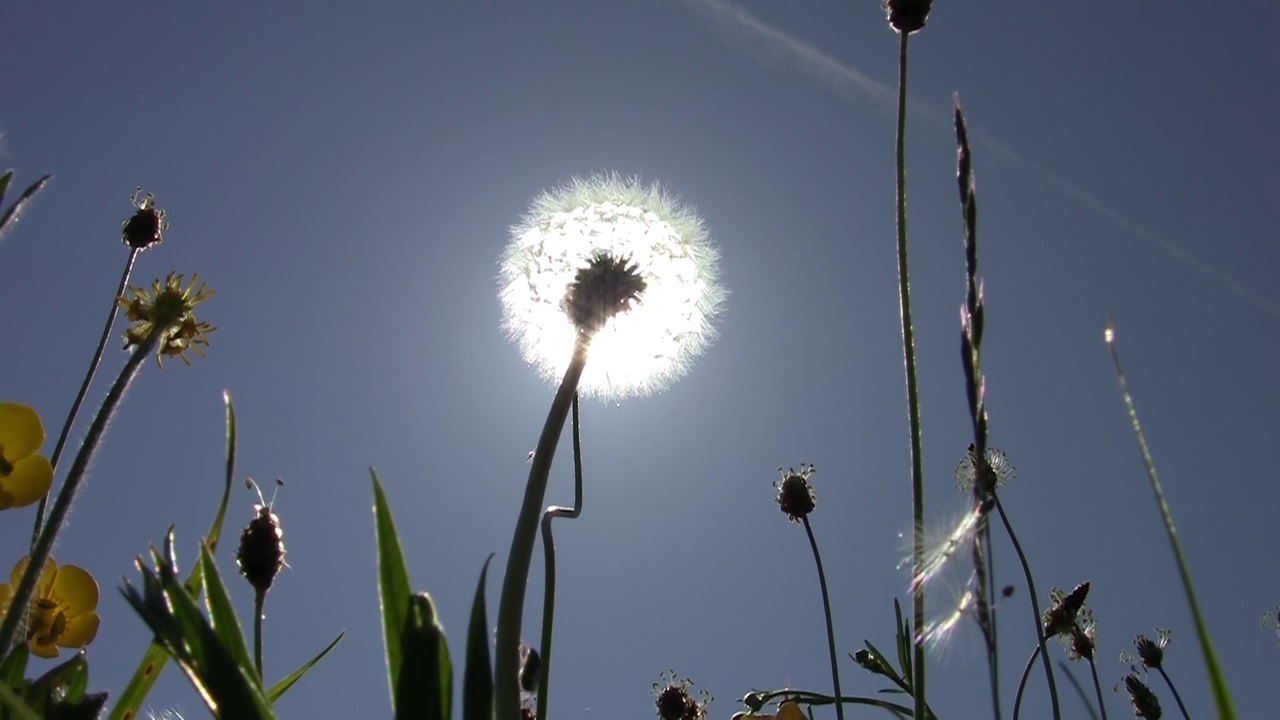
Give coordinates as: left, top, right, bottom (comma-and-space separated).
495, 341, 589, 720
1086, 658, 1109, 720
802, 517, 843, 720
994, 495, 1060, 719
536, 394, 583, 720
31, 248, 139, 547
253, 589, 266, 681
1011, 643, 1041, 720
892, 28, 927, 720
1056, 661, 1101, 720
0, 328, 159, 656
1157, 667, 1190, 720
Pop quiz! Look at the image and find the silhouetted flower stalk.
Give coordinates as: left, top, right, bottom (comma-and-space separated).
535, 394, 582, 720
774, 465, 843, 720
884, 7, 928, 717
30, 188, 165, 547
0, 268, 211, 657
1130, 630, 1188, 720
1013, 582, 1089, 720
495, 175, 723, 720
237, 478, 286, 681
1123, 672, 1162, 719
653, 670, 712, 720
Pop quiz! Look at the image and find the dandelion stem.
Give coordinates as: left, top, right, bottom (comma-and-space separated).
892, 27, 927, 720
0, 327, 159, 657
31, 247, 139, 548
802, 516, 844, 720
1157, 666, 1190, 719
495, 340, 590, 720
994, 495, 1060, 719
1086, 658, 1109, 720
1011, 643, 1042, 720
537, 394, 583, 720
1106, 325, 1236, 719
253, 589, 266, 681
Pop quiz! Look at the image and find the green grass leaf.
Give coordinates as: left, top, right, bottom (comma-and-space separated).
0, 174, 51, 241
372, 467, 413, 710
395, 593, 452, 720
198, 542, 255, 674
0, 171, 12, 207
0, 643, 29, 689
265, 631, 345, 703
110, 391, 240, 720
0, 683, 40, 720
463, 555, 495, 720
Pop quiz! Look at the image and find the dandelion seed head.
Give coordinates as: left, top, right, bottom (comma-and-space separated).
499, 173, 724, 399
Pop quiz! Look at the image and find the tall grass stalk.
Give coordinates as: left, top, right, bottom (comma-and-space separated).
891, 27, 927, 720
495, 341, 589, 720
537, 394, 584, 720
1105, 323, 1236, 718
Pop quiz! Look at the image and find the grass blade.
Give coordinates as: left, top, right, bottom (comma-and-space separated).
265, 631, 345, 703
463, 555, 495, 720
198, 542, 255, 674
372, 468, 413, 710
394, 593, 452, 720
0, 174, 51, 240
1105, 322, 1236, 718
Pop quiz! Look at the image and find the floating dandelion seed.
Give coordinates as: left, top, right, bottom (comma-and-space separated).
499, 173, 724, 399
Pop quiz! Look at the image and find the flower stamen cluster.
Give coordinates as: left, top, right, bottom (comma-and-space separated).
117, 272, 216, 365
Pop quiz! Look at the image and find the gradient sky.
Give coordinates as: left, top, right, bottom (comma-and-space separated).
3, 2, 1278, 718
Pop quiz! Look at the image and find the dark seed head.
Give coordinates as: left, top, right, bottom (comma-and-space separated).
882, 0, 933, 35
122, 188, 167, 251
655, 684, 693, 720
1135, 634, 1165, 669
1124, 673, 1162, 719
236, 501, 285, 593
775, 464, 817, 522
1043, 582, 1090, 637
561, 252, 647, 336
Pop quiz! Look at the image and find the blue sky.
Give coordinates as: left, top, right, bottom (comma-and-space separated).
3, 1, 1278, 717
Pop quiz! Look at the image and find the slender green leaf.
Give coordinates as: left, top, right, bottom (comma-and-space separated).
463, 555, 495, 720
0, 643, 29, 688
0, 683, 39, 720
395, 593, 452, 720
199, 542, 255, 674
893, 599, 911, 686
0, 171, 12, 206
0, 174, 51, 240
265, 631, 344, 703
372, 468, 413, 709
29, 652, 89, 703
111, 391, 241, 720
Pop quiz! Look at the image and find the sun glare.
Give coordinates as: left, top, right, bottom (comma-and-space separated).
499, 174, 724, 399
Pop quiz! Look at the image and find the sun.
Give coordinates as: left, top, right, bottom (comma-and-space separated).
498, 173, 725, 399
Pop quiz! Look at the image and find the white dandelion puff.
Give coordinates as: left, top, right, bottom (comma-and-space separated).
499, 173, 725, 399
901, 502, 985, 594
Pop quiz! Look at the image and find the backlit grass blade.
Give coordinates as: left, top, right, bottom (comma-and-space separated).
394, 593, 452, 720
463, 555, 496, 720
372, 468, 413, 710
266, 631, 345, 703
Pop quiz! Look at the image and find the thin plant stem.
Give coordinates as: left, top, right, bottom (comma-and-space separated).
1156, 666, 1190, 720
1106, 324, 1236, 718
31, 247, 139, 547
0, 328, 159, 656
1056, 661, 1102, 720
495, 340, 590, 720
536, 394, 583, 720
253, 589, 266, 681
1086, 658, 1109, 720
1011, 643, 1042, 720
892, 28, 927, 720
993, 495, 1060, 719
981, 525, 1002, 720
801, 516, 844, 720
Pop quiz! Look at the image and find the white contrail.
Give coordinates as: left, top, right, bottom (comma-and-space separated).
675, 0, 1280, 319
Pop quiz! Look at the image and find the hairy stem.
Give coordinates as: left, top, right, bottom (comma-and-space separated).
495, 341, 589, 720
892, 28, 927, 720
802, 517, 844, 720
31, 248, 139, 547
0, 329, 159, 656
537, 394, 583, 720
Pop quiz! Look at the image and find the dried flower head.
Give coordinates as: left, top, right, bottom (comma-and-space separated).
954, 444, 1015, 498
882, 0, 933, 35
774, 464, 816, 522
1043, 582, 1090, 638
1126, 628, 1170, 670
117, 272, 216, 366
236, 478, 286, 594
499, 173, 724, 399
1067, 610, 1097, 661
652, 670, 712, 720
1123, 672, 1162, 719
122, 187, 167, 251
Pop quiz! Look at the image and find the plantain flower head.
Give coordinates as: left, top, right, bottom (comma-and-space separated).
0, 556, 100, 658
117, 272, 216, 366
0, 403, 53, 510
122, 187, 167, 251
499, 173, 724, 399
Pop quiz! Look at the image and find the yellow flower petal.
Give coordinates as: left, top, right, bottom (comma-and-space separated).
0, 583, 11, 617
0, 455, 53, 509
0, 403, 45, 462
776, 702, 805, 720
29, 636, 59, 659
51, 564, 99, 615
57, 611, 100, 649
9, 557, 57, 597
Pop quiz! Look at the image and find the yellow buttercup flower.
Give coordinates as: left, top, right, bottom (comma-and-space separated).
0, 403, 53, 510
0, 556, 101, 658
